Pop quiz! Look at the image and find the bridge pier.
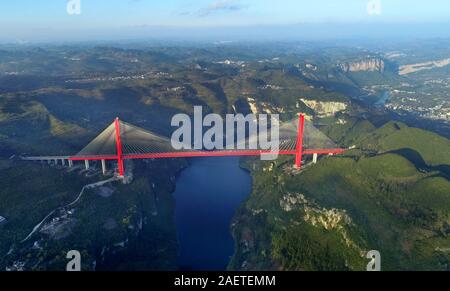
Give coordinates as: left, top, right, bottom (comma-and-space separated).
68, 160, 73, 168
61, 159, 66, 166
295, 114, 305, 169
85, 160, 90, 170
114, 118, 125, 177
101, 160, 107, 175
313, 153, 318, 164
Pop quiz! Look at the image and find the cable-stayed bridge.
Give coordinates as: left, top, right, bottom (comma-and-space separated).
22, 114, 344, 178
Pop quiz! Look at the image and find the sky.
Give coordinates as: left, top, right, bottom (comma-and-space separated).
1, 0, 450, 42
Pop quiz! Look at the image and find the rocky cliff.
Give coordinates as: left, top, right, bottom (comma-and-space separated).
300, 99, 347, 117
339, 58, 385, 73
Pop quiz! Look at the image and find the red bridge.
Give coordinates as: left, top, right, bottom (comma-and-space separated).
23, 114, 345, 178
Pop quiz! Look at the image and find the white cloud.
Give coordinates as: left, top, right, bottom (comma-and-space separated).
198, 0, 247, 17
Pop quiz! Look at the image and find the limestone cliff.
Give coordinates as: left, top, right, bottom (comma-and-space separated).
339, 58, 385, 73
300, 99, 347, 117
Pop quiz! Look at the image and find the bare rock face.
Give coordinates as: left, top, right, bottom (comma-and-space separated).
300, 99, 347, 117
339, 58, 385, 73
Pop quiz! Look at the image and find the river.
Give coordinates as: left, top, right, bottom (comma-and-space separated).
375, 91, 390, 106
173, 157, 252, 271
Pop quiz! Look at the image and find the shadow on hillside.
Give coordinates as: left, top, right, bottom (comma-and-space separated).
384, 148, 450, 180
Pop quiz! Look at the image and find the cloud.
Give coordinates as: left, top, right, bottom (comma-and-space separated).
198, 0, 247, 17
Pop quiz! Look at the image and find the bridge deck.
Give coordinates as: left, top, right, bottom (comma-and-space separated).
22, 156, 71, 161
70, 148, 345, 161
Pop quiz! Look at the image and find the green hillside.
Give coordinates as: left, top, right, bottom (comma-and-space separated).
230, 124, 450, 271
357, 121, 450, 166
324, 117, 450, 167
0, 159, 184, 271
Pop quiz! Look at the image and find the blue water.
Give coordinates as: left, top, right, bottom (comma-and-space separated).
173, 157, 252, 271
375, 91, 390, 106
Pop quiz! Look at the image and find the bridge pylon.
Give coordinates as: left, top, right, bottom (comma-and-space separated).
295, 114, 305, 169
114, 117, 125, 177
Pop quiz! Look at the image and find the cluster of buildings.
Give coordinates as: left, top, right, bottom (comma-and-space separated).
365, 83, 450, 122
215, 59, 246, 67
65, 71, 172, 84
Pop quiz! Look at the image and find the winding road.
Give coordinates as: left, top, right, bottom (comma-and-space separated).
21, 177, 118, 243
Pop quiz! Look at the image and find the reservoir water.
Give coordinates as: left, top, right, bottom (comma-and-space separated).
173, 157, 252, 270
375, 91, 390, 106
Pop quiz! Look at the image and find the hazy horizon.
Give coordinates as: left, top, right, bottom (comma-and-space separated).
1, 22, 450, 44
1, 0, 450, 43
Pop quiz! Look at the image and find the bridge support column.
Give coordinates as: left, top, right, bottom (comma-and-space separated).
117, 159, 124, 177
313, 153, 318, 164
114, 118, 125, 177
61, 159, 66, 166
68, 160, 73, 168
295, 114, 305, 169
85, 160, 90, 170
101, 160, 107, 175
